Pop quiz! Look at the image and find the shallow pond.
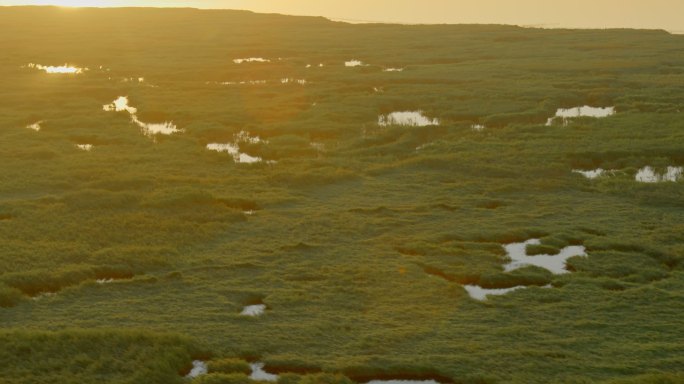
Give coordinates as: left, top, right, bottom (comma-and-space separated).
572, 168, 608, 179
76, 144, 93, 151
26, 121, 42, 131
186, 360, 208, 378
234, 58, 270, 64
636, 166, 682, 183
546, 106, 615, 126
249, 362, 278, 381
240, 304, 266, 316
207, 131, 266, 164
345, 59, 365, 67
463, 285, 526, 301
378, 111, 439, 127
103, 96, 180, 137
131, 116, 181, 137
102, 96, 137, 114
503, 239, 587, 274
27, 63, 84, 74
220, 80, 267, 85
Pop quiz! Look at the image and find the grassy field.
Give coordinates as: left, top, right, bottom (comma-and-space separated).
0, 6, 683, 384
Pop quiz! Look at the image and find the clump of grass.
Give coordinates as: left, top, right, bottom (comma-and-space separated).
478, 269, 552, 289
263, 359, 322, 375
0, 265, 137, 299
298, 373, 355, 384
208, 358, 251, 375
194, 373, 252, 384
525, 244, 561, 256
605, 372, 684, 384
1, 265, 96, 297
0, 284, 23, 308
0, 329, 202, 384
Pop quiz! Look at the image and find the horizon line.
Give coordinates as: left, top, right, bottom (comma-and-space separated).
0, 4, 681, 33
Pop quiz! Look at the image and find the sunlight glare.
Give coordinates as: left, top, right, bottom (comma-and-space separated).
13, 0, 123, 7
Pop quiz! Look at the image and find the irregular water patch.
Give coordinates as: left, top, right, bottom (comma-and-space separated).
103, 96, 181, 138
103, 96, 137, 114
26, 63, 84, 74
206, 131, 270, 164
240, 304, 266, 317
345, 59, 366, 67
572, 168, 612, 179
635, 166, 682, 183
463, 285, 525, 301
131, 115, 181, 137
378, 111, 440, 127
471, 124, 485, 131
234, 58, 270, 64
219, 80, 267, 85
96, 277, 133, 284
31, 292, 56, 301
186, 360, 208, 379
546, 106, 615, 126
121, 77, 145, 83
76, 144, 93, 151
503, 239, 587, 274
26, 121, 43, 131
280, 78, 308, 85
249, 362, 278, 382
463, 284, 552, 301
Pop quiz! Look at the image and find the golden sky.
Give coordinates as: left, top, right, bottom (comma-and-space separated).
1, 0, 683, 31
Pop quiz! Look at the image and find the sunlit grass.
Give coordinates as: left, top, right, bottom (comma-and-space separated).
0, 6, 683, 384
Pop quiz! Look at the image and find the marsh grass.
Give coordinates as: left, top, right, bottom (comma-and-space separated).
0, 6, 682, 384
0, 329, 203, 384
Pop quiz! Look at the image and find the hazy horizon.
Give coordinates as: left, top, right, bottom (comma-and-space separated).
1, 0, 683, 31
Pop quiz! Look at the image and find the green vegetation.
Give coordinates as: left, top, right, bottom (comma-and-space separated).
0, 329, 203, 384
0, 6, 683, 384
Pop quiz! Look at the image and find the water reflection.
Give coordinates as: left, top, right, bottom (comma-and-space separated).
249, 362, 278, 382
103, 96, 181, 138
463, 285, 526, 301
281, 78, 308, 85
240, 304, 266, 316
207, 131, 268, 164
27, 63, 84, 74
636, 166, 683, 183
345, 59, 365, 67
185, 361, 208, 378
546, 106, 615, 126
103, 96, 137, 114
378, 111, 440, 127
234, 58, 270, 64
503, 239, 587, 275
572, 168, 609, 179
76, 144, 93, 151
26, 121, 42, 131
